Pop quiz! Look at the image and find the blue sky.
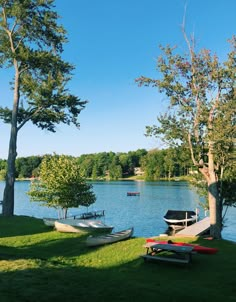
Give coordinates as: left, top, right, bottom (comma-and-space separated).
0, 0, 235, 158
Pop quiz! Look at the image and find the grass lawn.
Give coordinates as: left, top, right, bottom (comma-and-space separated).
0, 216, 235, 302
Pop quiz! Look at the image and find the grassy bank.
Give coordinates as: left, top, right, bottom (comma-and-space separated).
0, 216, 235, 302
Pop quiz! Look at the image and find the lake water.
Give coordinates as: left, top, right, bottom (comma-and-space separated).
0, 180, 235, 241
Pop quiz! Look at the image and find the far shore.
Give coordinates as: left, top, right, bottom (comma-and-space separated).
0, 175, 191, 182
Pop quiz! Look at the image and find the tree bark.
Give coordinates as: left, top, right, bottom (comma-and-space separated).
3, 122, 18, 216
2, 66, 19, 216
199, 146, 222, 239
208, 181, 222, 238
208, 148, 222, 239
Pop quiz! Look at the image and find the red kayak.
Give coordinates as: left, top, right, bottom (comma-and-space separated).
146, 238, 218, 254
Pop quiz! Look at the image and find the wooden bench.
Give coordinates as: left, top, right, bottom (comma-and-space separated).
142, 243, 194, 264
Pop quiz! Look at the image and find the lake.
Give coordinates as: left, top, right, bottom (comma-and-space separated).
0, 180, 235, 241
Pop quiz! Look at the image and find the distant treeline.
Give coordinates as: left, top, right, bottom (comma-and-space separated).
0, 147, 193, 181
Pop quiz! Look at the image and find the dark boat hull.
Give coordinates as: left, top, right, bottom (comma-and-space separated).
127, 192, 140, 196
163, 210, 198, 226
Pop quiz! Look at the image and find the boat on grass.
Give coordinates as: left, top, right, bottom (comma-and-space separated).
43, 218, 58, 227
86, 227, 134, 247
146, 238, 218, 255
163, 210, 198, 227
54, 219, 114, 234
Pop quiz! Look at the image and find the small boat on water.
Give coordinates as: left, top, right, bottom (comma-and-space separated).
163, 210, 198, 226
86, 227, 134, 247
54, 219, 114, 234
127, 192, 140, 196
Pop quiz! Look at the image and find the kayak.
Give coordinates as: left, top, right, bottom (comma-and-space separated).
146, 238, 218, 254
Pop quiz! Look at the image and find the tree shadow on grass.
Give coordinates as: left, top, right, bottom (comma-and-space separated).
0, 244, 234, 302
0, 215, 51, 237
0, 217, 235, 302
0, 263, 156, 302
0, 235, 89, 261
0, 248, 200, 302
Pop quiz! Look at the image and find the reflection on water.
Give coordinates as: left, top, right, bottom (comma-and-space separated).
0, 180, 235, 241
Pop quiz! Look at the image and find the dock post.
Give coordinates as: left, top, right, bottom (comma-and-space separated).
196, 208, 199, 222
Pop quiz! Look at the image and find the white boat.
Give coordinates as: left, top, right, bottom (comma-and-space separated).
43, 218, 58, 227
86, 227, 134, 247
54, 219, 114, 234
43, 217, 81, 227
163, 210, 198, 226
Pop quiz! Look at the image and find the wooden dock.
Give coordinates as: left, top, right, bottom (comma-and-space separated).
175, 217, 210, 237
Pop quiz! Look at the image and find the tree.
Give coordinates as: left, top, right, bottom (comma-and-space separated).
163, 148, 178, 179
92, 164, 98, 180
15, 156, 42, 178
136, 29, 236, 238
118, 153, 132, 176
108, 156, 122, 180
28, 155, 96, 219
141, 149, 164, 180
0, 0, 87, 216
0, 159, 6, 180
77, 155, 95, 178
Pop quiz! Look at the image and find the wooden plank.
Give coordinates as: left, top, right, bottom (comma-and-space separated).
169, 225, 185, 234
142, 254, 190, 264
142, 243, 193, 265
175, 217, 210, 236
149, 243, 193, 253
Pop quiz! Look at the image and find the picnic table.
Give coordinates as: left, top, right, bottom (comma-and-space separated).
142, 242, 195, 264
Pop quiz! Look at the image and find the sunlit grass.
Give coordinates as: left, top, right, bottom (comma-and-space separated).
0, 216, 235, 302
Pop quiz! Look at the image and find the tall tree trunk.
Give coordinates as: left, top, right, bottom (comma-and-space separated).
2, 68, 19, 216
208, 181, 222, 238
3, 131, 17, 216
208, 149, 222, 239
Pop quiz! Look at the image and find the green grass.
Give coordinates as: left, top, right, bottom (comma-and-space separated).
0, 216, 235, 302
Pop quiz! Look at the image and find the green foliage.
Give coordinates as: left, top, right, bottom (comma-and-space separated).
138, 37, 235, 150
15, 156, 43, 178
0, 0, 88, 216
0, 159, 6, 179
28, 155, 96, 216
136, 33, 236, 238
0, 147, 193, 181
0, 169, 6, 180
137, 40, 235, 162
108, 163, 122, 180
189, 174, 209, 209
0, 0, 87, 132
141, 146, 192, 180
220, 166, 236, 207
76, 149, 147, 179
141, 149, 164, 180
